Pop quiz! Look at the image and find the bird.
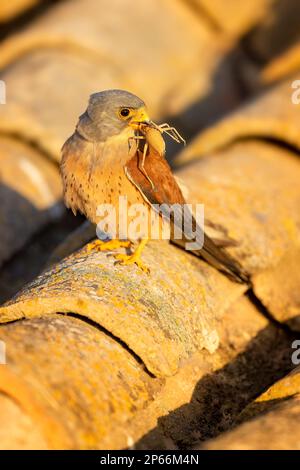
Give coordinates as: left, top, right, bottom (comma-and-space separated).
61, 89, 249, 283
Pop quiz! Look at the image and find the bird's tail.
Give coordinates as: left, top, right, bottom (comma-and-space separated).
194, 233, 249, 284
168, 206, 249, 284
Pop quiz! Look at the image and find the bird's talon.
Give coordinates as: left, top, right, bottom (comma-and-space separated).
86, 239, 132, 252
113, 253, 150, 274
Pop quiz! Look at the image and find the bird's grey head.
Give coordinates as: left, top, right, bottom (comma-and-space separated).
76, 89, 149, 142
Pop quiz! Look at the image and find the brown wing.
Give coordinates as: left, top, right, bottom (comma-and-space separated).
125, 147, 185, 206
125, 148, 249, 284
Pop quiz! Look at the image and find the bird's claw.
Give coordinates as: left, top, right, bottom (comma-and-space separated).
113, 253, 150, 274
86, 239, 132, 252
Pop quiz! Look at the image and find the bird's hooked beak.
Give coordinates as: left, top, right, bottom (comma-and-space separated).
129, 106, 150, 130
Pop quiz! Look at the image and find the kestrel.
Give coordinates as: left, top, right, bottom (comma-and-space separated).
61, 90, 248, 283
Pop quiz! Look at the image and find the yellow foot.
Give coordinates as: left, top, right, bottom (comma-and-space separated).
113, 252, 150, 274
86, 239, 132, 252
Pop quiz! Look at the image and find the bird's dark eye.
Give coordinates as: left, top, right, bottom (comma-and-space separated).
120, 108, 130, 118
